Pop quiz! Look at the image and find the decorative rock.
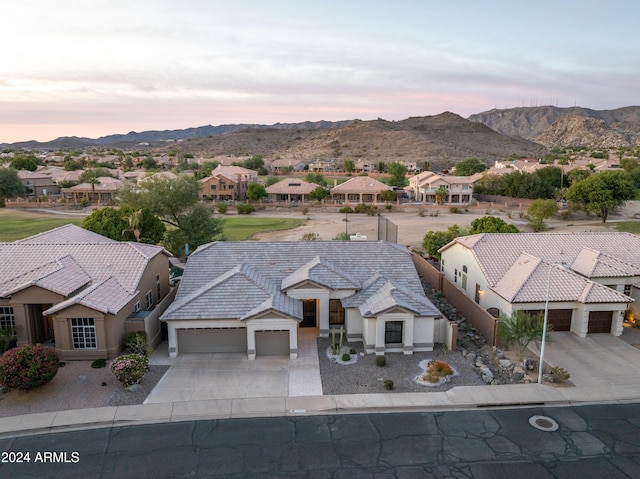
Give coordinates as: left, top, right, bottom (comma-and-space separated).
76, 375, 87, 384
467, 352, 476, 362
126, 384, 141, 392
499, 359, 512, 368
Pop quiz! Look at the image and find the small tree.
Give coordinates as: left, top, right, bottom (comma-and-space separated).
566, 170, 635, 222
0, 168, 26, 207
469, 216, 519, 234
454, 158, 487, 176
387, 162, 408, 188
497, 311, 548, 361
246, 183, 267, 202
380, 190, 397, 202
343, 159, 355, 173
434, 186, 448, 204
527, 199, 558, 232
422, 225, 463, 258
309, 186, 329, 201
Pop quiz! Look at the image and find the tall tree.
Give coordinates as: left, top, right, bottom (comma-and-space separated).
527, 199, 558, 231
246, 183, 267, 202
0, 168, 26, 207
468, 216, 519, 234
387, 162, 408, 187
566, 170, 635, 222
454, 158, 487, 176
342, 159, 354, 173
118, 175, 224, 255
81, 207, 165, 244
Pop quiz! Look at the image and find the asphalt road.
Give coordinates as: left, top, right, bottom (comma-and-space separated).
1, 404, 640, 478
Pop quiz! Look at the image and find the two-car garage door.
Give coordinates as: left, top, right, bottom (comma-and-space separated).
525, 309, 573, 332
177, 328, 290, 356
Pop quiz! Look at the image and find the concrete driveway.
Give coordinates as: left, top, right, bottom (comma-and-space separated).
144, 329, 322, 404
536, 328, 640, 387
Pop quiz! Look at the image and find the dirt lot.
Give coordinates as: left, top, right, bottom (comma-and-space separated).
251, 203, 621, 250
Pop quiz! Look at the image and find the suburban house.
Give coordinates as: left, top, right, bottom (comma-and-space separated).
308, 159, 336, 172
330, 176, 392, 204
160, 241, 449, 359
61, 177, 124, 205
439, 232, 638, 337
198, 165, 258, 202
265, 178, 318, 204
0, 225, 172, 360
268, 158, 307, 172
17, 170, 61, 198
354, 161, 377, 173
406, 171, 480, 204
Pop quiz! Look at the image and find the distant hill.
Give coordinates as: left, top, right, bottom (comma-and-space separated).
153, 112, 547, 169
468, 106, 640, 147
2, 120, 354, 150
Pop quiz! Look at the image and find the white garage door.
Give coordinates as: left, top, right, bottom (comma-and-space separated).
178, 328, 247, 353
255, 331, 289, 356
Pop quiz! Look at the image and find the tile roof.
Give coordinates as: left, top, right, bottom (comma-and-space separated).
266, 179, 317, 195
444, 232, 639, 305
162, 241, 438, 322
1, 225, 169, 314
330, 176, 391, 194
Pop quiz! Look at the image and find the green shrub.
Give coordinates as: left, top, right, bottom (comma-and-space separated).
550, 366, 570, 383
332, 232, 350, 240
341, 353, 351, 362
302, 207, 309, 215
354, 203, 377, 215
125, 331, 147, 356
449, 206, 461, 214
110, 354, 149, 388
91, 358, 107, 368
349, 348, 356, 355
383, 379, 394, 390
339, 206, 354, 214
0, 344, 61, 390
376, 355, 386, 367
216, 202, 228, 214
236, 203, 255, 215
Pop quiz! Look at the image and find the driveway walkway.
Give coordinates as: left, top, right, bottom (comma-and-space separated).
144, 329, 322, 404
531, 330, 640, 388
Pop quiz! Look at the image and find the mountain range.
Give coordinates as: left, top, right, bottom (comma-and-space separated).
4, 106, 639, 167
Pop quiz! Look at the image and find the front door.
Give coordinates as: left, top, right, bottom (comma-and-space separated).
301, 300, 317, 327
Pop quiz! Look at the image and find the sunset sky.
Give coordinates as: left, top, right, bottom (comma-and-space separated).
2, 0, 638, 143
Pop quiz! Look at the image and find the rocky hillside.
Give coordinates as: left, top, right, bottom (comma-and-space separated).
158, 112, 546, 169
537, 114, 640, 148
468, 106, 640, 147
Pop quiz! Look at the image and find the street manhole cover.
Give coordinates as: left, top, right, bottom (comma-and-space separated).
529, 415, 559, 432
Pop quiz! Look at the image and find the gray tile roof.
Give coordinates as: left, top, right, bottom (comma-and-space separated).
1, 225, 170, 315
162, 241, 439, 322
444, 232, 639, 305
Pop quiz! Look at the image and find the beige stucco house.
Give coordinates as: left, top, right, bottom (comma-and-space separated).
265, 178, 318, 204
439, 232, 637, 337
406, 171, 480, 204
198, 165, 258, 202
161, 241, 451, 359
0, 225, 172, 360
330, 176, 392, 204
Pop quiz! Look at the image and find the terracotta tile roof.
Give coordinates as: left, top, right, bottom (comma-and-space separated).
330, 176, 391, 194
266, 179, 317, 195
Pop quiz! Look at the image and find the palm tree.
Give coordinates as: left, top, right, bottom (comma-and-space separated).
122, 208, 143, 242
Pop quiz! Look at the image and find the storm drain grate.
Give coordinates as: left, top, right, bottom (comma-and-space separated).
529, 415, 559, 432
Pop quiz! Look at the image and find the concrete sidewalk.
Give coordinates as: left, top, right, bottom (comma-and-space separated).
3, 382, 640, 439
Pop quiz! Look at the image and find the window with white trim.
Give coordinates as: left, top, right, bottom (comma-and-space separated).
0, 306, 15, 329
71, 318, 97, 349
146, 290, 153, 309
134, 301, 141, 313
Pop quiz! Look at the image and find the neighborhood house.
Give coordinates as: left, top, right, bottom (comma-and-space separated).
0, 225, 172, 360
439, 232, 638, 337
160, 241, 450, 359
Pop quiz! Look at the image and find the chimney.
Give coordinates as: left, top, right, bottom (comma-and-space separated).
334, 179, 337, 187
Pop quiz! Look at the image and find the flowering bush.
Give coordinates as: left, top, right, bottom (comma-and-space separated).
0, 343, 61, 390
110, 354, 149, 387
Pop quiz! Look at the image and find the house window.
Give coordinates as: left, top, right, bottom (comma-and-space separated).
228, 185, 234, 190
157, 283, 161, 302
134, 301, 141, 313
385, 321, 403, 344
454, 268, 458, 283
461, 265, 468, 290
146, 291, 153, 310
624, 285, 632, 296
211, 184, 217, 190
0, 306, 15, 329
329, 299, 345, 325
71, 318, 97, 349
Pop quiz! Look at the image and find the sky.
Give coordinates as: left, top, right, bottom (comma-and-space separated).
2, 0, 639, 143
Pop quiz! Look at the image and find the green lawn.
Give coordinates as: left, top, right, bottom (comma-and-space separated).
615, 221, 640, 235
0, 209, 84, 242
222, 217, 305, 241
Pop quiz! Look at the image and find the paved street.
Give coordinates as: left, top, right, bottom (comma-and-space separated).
2, 404, 640, 478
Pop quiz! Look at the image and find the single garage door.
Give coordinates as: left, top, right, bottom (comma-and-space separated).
178, 328, 247, 354
525, 309, 572, 331
588, 311, 613, 334
255, 331, 289, 356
